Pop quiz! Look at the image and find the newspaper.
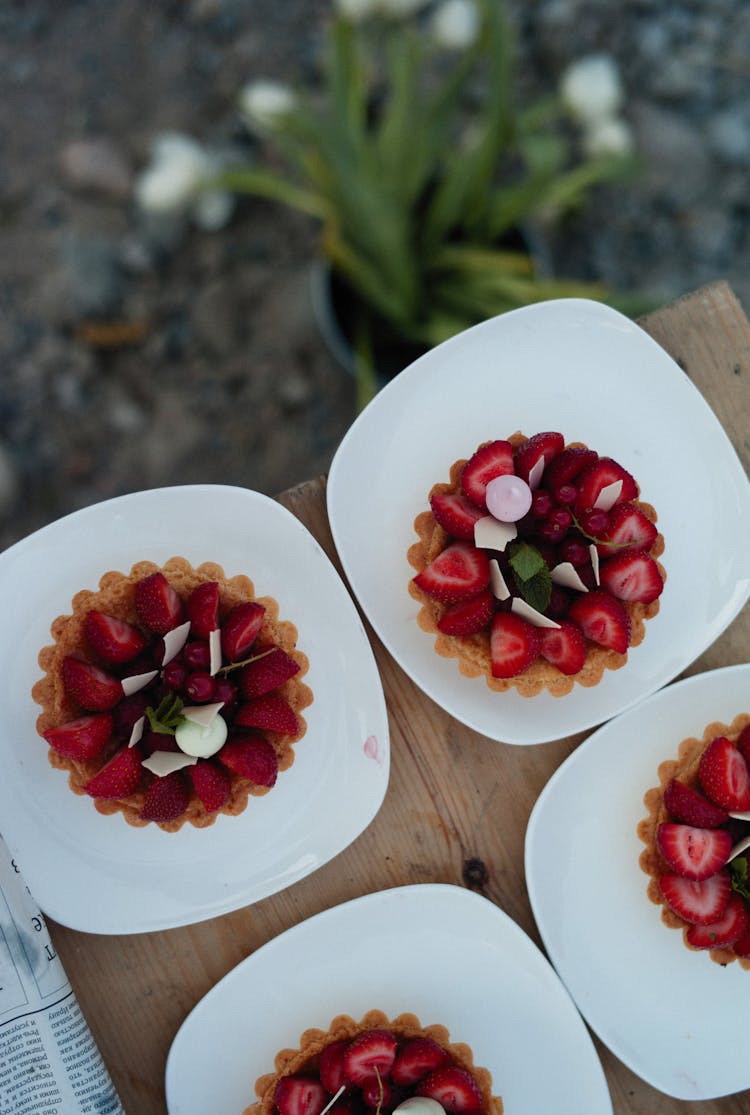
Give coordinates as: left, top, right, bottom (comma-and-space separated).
0, 836, 125, 1114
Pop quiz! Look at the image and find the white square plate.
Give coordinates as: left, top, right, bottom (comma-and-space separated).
526, 664, 750, 1100
0, 486, 389, 933
327, 299, 750, 744
165, 884, 612, 1114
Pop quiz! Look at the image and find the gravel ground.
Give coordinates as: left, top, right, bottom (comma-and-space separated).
1, 0, 748, 551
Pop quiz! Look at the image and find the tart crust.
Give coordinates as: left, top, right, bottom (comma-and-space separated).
245, 1009, 503, 1115
637, 712, 750, 969
32, 557, 312, 832
407, 435, 665, 697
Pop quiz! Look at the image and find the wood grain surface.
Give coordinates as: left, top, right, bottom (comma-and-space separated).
47, 281, 750, 1115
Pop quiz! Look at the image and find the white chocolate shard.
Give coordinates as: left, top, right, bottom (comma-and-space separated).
181, 702, 225, 728
593, 479, 622, 511
474, 515, 517, 552
141, 750, 198, 777
209, 628, 222, 676
511, 598, 561, 629
729, 811, 750, 822
121, 669, 159, 696
589, 544, 600, 586
489, 558, 511, 601
127, 715, 145, 749
320, 1088, 348, 1115
728, 833, 750, 862
550, 562, 589, 593
161, 620, 191, 666
527, 457, 545, 491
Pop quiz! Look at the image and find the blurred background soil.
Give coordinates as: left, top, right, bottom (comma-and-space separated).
1, 0, 748, 550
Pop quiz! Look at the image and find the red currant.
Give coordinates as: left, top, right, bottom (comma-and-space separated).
184, 671, 216, 703
183, 640, 211, 669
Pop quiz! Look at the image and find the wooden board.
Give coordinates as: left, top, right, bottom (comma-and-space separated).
47, 281, 750, 1115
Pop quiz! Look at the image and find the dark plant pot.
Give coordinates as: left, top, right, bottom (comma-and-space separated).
310, 224, 551, 388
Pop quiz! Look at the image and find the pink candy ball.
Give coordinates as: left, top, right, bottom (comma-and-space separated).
485, 474, 532, 523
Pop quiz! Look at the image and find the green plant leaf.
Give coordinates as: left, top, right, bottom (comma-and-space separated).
508, 540, 552, 613
145, 693, 185, 736
730, 856, 750, 901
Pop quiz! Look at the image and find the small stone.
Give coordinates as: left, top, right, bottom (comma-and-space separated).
61, 232, 126, 318
60, 138, 133, 200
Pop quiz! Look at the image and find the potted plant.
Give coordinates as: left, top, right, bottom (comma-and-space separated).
227, 0, 635, 405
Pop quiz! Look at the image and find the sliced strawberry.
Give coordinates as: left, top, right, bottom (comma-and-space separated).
416, 1066, 483, 1114
599, 550, 664, 603
430, 490, 486, 540
513, 431, 565, 485
737, 723, 750, 766
544, 446, 598, 493
596, 504, 658, 557
413, 542, 490, 605
43, 713, 113, 761
235, 693, 299, 735
391, 1037, 449, 1086
84, 610, 147, 665
460, 440, 514, 507
188, 759, 232, 812
62, 656, 122, 711
574, 457, 638, 516
140, 770, 190, 822
343, 1030, 398, 1085
186, 581, 220, 639
490, 612, 541, 678
732, 929, 750, 957
362, 1078, 394, 1110
658, 870, 732, 925
686, 893, 750, 950
437, 589, 495, 636
656, 822, 732, 881
113, 692, 151, 741
84, 745, 143, 799
219, 733, 278, 787
319, 1040, 349, 1095
239, 646, 301, 699
274, 1076, 327, 1115
134, 572, 184, 635
698, 735, 750, 811
538, 620, 587, 675
567, 590, 630, 654
221, 601, 265, 662
663, 778, 729, 828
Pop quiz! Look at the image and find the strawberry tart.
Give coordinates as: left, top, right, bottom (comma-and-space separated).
33, 557, 312, 831
638, 712, 750, 968
245, 1009, 503, 1115
408, 431, 665, 696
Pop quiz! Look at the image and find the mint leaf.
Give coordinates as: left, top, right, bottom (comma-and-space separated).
508, 540, 546, 582
145, 692, 185, 736
508, 540, 552, 613
729, 856, 750, 901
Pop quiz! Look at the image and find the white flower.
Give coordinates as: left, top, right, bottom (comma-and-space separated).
238, 79, 296, 130
334, 0, 381, 18
582, 115, 635, 158
432, 0, 480, 49
560, 53, 624, 125
135, 131, 233, 230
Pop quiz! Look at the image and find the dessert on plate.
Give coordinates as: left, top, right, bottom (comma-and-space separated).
245, 1009, 503, 1115
33, 557, 312, 831
408, 431, 665, 696
638, 712, 750, 968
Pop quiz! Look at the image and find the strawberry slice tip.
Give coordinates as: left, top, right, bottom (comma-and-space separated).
219, 733, 279, 787
513, 431, 565, 485
239, 646, 301, 699
43, 713, 114, 761
574, 457, 638, 516
186, 581, 220, 640
188, 759, 232, 812
134, 572, 184, 635
698, 735, 750, 812
84, 745, 143, 799
663, 778, 729, 828
235, 693, 299, 735
460, 440, 514, 507
539, 620, 587, 675
490, 612, 541, 678
658, 870, 732, 926
413, 542, 490, 605
391, 1037, 450, 1086
567, 590, 630, 654
595, 504, 658, 557
437, 588, 495, 636
656, 822, 732, 881
342, 1029, 398, 1085
599, 550, 663, 603
274, 1076, 327, 1115
62, 656, 123, 711
416, 1066, 483, 1114
686, 893, 750, 950
84, 610, 147, 665
140, 770, 190, 823
430, 490, 486, 540
221, 601, 266, 662
319, 1040, 349, 1095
